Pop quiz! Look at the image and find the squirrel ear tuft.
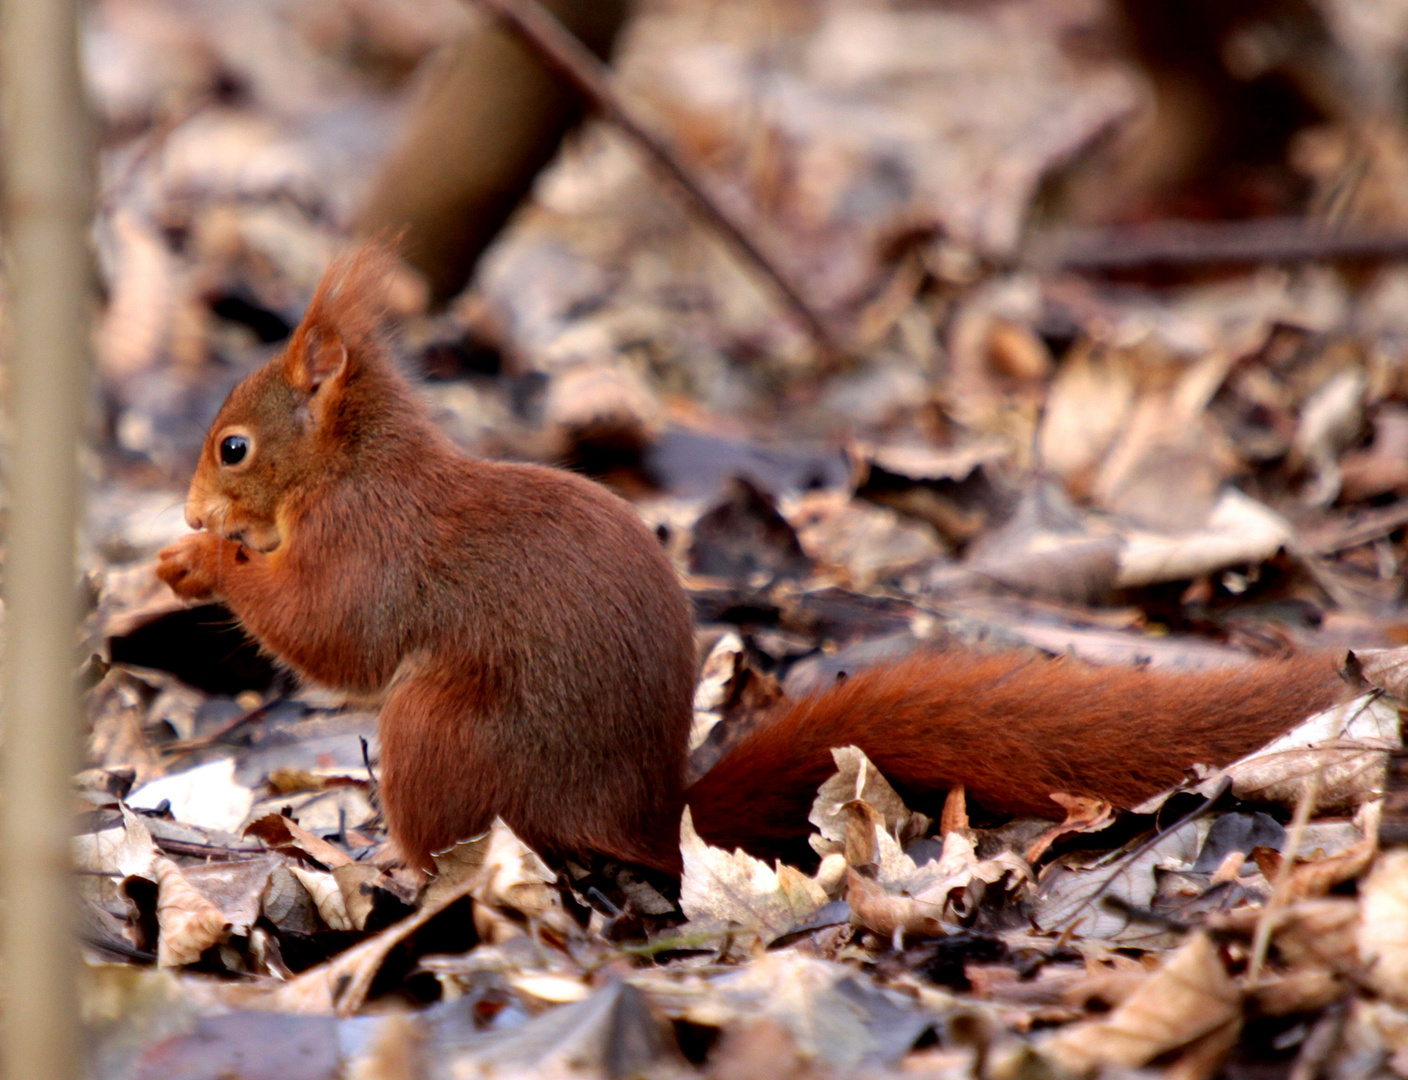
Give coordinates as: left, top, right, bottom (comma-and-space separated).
281, 240, 402, 399
287, 327, 348, 393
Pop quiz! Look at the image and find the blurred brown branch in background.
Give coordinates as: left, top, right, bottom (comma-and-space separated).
470, 0, 846, 362
356, 0, 631, 302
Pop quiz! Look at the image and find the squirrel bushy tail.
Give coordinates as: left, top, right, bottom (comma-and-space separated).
685, 650, 1344, 865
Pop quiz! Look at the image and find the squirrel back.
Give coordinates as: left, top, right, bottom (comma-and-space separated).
159, 243, 1347, 878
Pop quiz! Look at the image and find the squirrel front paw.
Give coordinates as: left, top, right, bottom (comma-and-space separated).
156, 532, 226, 601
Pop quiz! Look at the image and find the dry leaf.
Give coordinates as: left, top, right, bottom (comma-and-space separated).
1217, 694, 1400, 812
1034, 819, 1201, 943
266, 870, 482, 1015
846, 868, 944, 939
1346, 646, 1408, 700
679, 808, 827, 942
152, 857, 232, 967
811, 749, 929, 884
474, 817, 560, 922
289, 867, 354, 932
115, 804, 162, 880
244, 812, 353, 869
789, 491, 946, 587
1025, 793, 1115, 863
691, 631, 744, 751
1251, 969, 1346, 1016
332, 863, 385, 932
1045, 932, 1241, 1070
179, 855, 285, 937
1359, 849, 1408, 1005
1038, 342, 1136, 485
1264, 898, 1362, 973
1116, 489, 1291, 588
127, 757, 255, 834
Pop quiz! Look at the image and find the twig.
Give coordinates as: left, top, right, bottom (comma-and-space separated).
470, 0, 846, 362
1247, 766, 1322, 985
153, 836, 268, 861
1295, 500, 1408, 558
1029, 217, 1408, 272
1058, 777, 1231, 933
164, 696, 282, 754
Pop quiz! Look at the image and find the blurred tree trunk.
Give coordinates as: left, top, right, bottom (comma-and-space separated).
357, 0, 631, 302
0, 0, 89, 1075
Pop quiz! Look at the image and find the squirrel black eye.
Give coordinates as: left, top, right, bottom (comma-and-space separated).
219, 434, 249, 466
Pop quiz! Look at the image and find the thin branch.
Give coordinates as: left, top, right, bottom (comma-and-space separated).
1247, 766, 1322, 985
1029, 216, 1408, 272
471, 0, 846, 361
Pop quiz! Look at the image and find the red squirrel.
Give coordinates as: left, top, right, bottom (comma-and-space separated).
156, 245, 1345, 875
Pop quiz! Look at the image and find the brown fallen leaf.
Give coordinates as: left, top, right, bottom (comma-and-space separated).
1251, 968, 1346, 1016
1044, 932, 1241, 1071
1269, 898, 1363, 974
1249, 808, 1377, 904
179, 855, 285, 937
810, 745, 930, 857
151, 857, 232, 967
845, 867, 944, 940
1025, 793, 1114, 864
1162, 1015, 1242, 1080
332, 863, 386, 932
244, 812, 352, 869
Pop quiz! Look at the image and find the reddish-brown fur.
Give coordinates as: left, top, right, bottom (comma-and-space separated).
158, 245, 1346, 877
686, 650, 1342, 865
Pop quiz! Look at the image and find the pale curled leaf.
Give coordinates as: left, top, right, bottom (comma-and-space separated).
679, 808, 827, 942
289, 867, 354, 932
476, 817, 559, 920
116, 803, 161, 880
810, 745, 930, 858
1359, 849, 1408, 1006
1116, 489, 1290, 588
839, 799, 919, 890
127, 756, 255, 834
846, 868, 944, 938
332, 863, 384, 932
691, 632, 744, 751
1347, 646, 1408, 701
1025, 793, 1114, 863
1217, 693, 1400, 812
1045, 932, 1241, 1071
426, 816, 558, 918
152, 857, 231, 967
908, 830, 1031, 920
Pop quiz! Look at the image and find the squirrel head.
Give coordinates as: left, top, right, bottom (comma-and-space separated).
185, 243, 404, 551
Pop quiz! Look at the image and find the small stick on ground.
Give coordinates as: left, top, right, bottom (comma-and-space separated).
471, 0, 847, 363
1247, 766, 1322, 986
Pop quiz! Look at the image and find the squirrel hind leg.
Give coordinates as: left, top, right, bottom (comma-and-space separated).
376, 654, 499, 874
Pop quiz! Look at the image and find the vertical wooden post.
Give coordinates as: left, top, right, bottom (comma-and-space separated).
0, 0, 89, 1075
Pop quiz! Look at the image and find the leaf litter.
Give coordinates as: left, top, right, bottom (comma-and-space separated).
66, 0, 1408, 1074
